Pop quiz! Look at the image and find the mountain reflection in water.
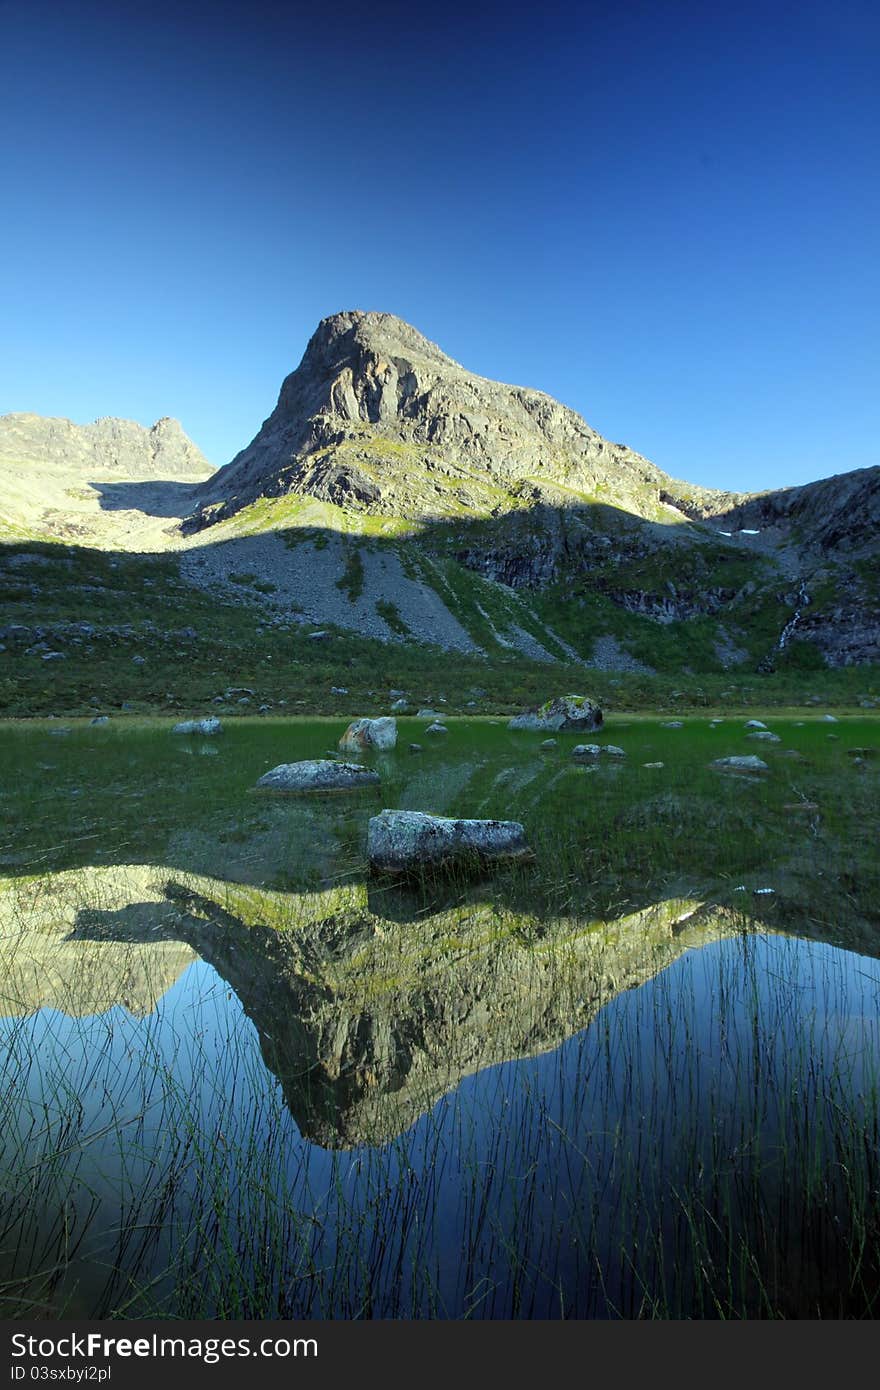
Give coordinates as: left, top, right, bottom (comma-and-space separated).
4, 863, 750, 1147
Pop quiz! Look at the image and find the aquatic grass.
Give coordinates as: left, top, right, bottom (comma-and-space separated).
1, 922, 880, 1317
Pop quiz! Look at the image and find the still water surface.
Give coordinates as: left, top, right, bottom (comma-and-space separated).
1, 716, 878, 1316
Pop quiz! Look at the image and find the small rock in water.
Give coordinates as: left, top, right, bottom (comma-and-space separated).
643, 761, 664, 768
539, 739, 557, 750
425, 722, 448, 736
339, 717, 397, 752
172, 717, 223, 736
409, 743, 423, 754
602, 745, 626, 758
746, 731, 781, 742
822, 714, 838, 722
90, 715, 109, 726
745, 719, 767, 730
256, 760, 380, 793
508, 694, 602, 733
711, 755, 769, 772
572, 744, 601, 758
662, 720, 683, 728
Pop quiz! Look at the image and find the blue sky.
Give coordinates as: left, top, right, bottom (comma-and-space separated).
2, 0, 877, 491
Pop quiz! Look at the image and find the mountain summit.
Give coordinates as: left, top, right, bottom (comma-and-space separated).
188, 310, 728, 530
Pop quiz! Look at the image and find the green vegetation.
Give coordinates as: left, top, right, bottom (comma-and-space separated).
0, 538, 877, 725
375, 598, 409, 635
0, 537, 877, 721
335, 545, 365, 602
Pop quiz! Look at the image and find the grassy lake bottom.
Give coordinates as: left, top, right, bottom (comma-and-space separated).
1, 714, 879, 1318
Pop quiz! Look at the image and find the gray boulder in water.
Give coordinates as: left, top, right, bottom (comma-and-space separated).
508, 694, 602, 733
172, 717, 223, 736
711, 755, 769, 772
339, 716, 397, 751
256, 759, 380, 793
367, 809, 533, 875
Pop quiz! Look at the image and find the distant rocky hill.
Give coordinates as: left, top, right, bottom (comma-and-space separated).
0, 413, 212, 477
0, 413, 213, 547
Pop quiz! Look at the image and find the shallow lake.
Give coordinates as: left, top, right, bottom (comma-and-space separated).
1, 714, 878, 1317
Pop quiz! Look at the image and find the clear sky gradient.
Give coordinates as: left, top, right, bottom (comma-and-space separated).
2, 0, 878, 491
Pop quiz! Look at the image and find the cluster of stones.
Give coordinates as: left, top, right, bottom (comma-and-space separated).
249, 712, 530, 873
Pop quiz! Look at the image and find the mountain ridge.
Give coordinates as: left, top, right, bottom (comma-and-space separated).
0, 412, 212, 478
1, 311, 877, 669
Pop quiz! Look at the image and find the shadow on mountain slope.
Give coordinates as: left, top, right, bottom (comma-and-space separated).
91, 479, 202, 518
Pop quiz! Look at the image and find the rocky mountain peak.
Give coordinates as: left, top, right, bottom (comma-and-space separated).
192, 310, 719, 528
299, 310, 459, 375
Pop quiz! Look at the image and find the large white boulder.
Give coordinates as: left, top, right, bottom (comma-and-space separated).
367, 810, 533, 874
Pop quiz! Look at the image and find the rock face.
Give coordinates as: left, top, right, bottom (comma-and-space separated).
256, 760, 380, 793
367, 809, 533, 875
339, 717, 397, 752
185, 310, 722, 531
508, 695, 603, 733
